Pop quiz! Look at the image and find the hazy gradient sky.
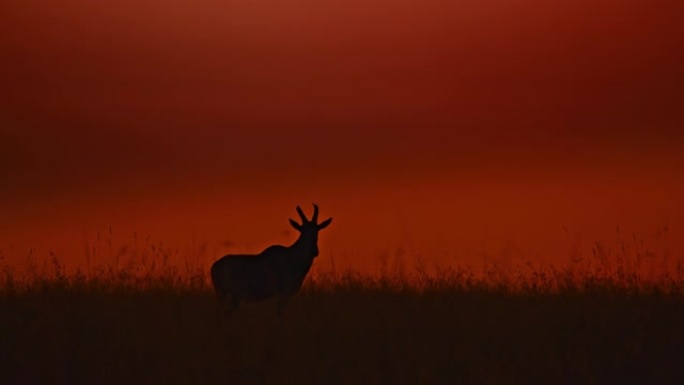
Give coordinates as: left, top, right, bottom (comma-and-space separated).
2, 0, 683, 272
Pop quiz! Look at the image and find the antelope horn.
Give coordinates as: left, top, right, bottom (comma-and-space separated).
312, 203, 319, 223
296, 205, 308, 223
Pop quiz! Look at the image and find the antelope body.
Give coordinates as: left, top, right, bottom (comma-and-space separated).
210, 204, 332, 317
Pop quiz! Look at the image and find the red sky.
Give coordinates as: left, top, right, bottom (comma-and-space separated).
1, 0, 683, 274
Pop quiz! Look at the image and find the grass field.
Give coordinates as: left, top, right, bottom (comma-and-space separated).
2, 255, 684, 385
2, 232, 684, 385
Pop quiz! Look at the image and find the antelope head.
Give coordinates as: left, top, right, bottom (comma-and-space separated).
289, 204, 333, 257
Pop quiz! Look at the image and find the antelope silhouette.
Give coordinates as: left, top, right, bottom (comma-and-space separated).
210, 204, 332, 318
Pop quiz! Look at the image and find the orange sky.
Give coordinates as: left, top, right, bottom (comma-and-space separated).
1, 0, 683, 274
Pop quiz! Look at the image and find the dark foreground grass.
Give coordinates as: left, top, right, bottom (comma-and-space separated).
2, 272, 684, 385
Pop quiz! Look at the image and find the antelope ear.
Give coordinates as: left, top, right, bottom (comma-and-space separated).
318, 217, 333, 230
289, 218, 302, 231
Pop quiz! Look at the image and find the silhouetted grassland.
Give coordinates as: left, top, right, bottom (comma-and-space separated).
2, 258, 684, 385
